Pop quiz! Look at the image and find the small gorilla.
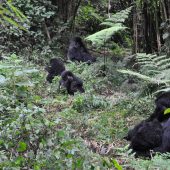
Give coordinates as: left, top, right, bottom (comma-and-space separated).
46, 58, 85, 95
59, 70, 85, 95
148, 91, 170, 122
125, 118, 170, 157
46, 58, 65, 83
67, 37, 96, 64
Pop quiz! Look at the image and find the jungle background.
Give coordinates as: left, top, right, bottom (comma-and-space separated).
0, 0, 170, 169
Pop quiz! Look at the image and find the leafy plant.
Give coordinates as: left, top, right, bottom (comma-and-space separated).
0, 1, 28, 30
85, 6, 133, 47
118, 53, 170, 93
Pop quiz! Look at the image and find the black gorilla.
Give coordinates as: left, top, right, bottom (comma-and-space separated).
46, 58, 65, 83
125, 91, 170, 157
67, 37, 96, 64
125, 118, 170, 157
46, 58, 85, 95
148, 91, 170, 122
59, 70, 85, 95
125, 119, 163, 157
154, 118, 170, 153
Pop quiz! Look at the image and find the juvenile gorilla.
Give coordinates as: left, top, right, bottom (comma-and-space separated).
125, 118, 170, 156
67, 37, 96, 64
59, 70, 85, 95
148, 91, 170, 122
46, 58, 65, 83
46, 58, 85, 95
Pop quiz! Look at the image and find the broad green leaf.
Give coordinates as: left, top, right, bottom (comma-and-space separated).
164, 108, 170, 115
112, 159, 123, 170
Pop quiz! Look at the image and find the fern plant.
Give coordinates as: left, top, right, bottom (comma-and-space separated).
85, 6, 133, 47
0, 1, 28, 30
118, 53, 170, 91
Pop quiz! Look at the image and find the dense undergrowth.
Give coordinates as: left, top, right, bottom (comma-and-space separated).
0, 53, 169, 170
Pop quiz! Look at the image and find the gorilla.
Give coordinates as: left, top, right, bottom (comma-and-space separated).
59, 70, 85, 95
124, 91, 170, 157
125, 118, 170, 157
67, 37, 96, 64
148, 91, 170, 122
154, 118, 170, 153
125, 119, 163, 157
46, 58, 85, 95
46, 58, 65, 83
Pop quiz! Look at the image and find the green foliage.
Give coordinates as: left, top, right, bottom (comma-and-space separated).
102, 6, 133, 25
85, 7, 133, 47
0, 1, 28, 30
76, 3, 103, 33
118, 53, 170, 93
0, 53, 124, 169
86, 23, 127, 47
131, 153, 170, 170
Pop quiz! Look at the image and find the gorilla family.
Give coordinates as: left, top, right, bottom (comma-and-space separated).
46, 36, 96, 94
125, 91, 170, 157
46, 58, 85, 95
67, 37, 96, 64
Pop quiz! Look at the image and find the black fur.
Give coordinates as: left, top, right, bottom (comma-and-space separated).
128, 120, 163, 155
46, 58, 85, 95
59, 70, 85, 95
125, 91, 170, 157
154, 118, 170, 153
46, 58, 65, 83
148, 91, 170, 122
67, 37, 96, 64
125, 118, 170, 156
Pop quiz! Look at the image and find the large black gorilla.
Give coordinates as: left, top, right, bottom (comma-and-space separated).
125, 119, 163, 157
125, 91, 170, 157
125, 118, 170, 157
67, 37, 96, 64
46, 58, 85, 95
148, 91, 170, 122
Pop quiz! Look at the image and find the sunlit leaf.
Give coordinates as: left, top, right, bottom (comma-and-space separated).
17, 142, 27, 152
164, 108, 170, 115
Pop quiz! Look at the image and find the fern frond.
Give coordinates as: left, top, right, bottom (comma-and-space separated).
85, 6, 132, 47
86, 24, 126, 46
117, 69, 170, 84
106, 6, 133, 23
118, 53, 170, 93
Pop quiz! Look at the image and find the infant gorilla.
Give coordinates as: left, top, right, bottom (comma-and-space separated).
59, 70, 85, 95
67, 37, 96, 64
126, 118, 170, 157
46, 58, 85, 95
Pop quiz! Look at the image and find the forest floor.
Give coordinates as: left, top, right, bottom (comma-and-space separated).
2, 54, 168, 169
